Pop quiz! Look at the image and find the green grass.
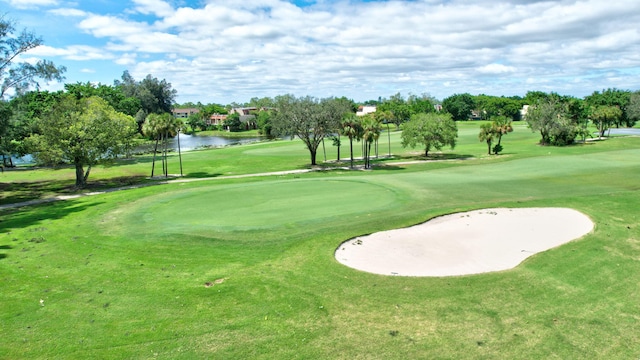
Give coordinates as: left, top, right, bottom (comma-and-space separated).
1, 122, 640, 358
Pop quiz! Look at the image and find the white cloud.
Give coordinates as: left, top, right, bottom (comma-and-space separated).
115, 53, 138, 66
131, 0, 174, 18
20, 0, 640, 102
48, 8, 87, 17
5, 0, 58, 9
28, 45, 115, 61
478, 64, 517, 75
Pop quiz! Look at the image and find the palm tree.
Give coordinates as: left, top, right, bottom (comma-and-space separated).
142, 114, 162, 177
143, 113, 182, 177
342, 114, 362, 168
361, 114, 382, 169
492, 115, 513, 149
478, 122, 496, 155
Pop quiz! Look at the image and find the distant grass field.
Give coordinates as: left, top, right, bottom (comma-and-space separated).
1, 122, 640, 358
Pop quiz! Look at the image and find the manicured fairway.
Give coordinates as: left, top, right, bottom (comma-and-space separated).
104, 178, 401, 234
1, 126, 640, 359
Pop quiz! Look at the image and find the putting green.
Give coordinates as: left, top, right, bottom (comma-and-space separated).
103, 178, 401, 235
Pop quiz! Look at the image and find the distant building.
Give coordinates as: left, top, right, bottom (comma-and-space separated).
520, 105, 530, 119
434, 104, 443, 112
207, 114, 228, 126
356, 105, 377, 116
172, 108, 199, 118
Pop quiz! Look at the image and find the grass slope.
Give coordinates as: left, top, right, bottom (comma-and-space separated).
1, 123, 639, 358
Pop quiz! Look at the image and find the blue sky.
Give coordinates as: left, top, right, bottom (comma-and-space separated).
3, 0, 640, 104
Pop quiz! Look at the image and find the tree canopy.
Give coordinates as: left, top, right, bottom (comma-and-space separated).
442, 93, 476, 121
272, 95, 352, 165
114, 71, 177, 133
28, 95, 136, 187
401, 112, 458, 157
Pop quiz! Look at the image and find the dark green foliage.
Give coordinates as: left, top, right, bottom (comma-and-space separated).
585, 88, 632, 127
401, 112, 458, 156
114, 71, 177, 133
224, 113, 243, 132
442, 93, 476, 121
525, 99, 581, 146
272, 95, 352, 165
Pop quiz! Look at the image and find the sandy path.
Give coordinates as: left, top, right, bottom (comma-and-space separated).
335, 208, 594, 277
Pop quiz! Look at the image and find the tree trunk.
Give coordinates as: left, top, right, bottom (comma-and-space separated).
487, 140, 492, 155
75, 161, 86, 188
387, 123, 391, 157
161, 132, 168, 177
322, 137, 326, 162
349, 138, 354, 168
151, 138, 159, 177
310, 148, 317, 165
83, 165, 92, 183
177, 130, 183, 176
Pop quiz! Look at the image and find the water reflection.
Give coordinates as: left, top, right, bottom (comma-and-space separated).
7, 133, 262, 165
134, 133, 263, 152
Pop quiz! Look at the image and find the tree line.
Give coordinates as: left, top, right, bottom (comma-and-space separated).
2, 16, 640, 187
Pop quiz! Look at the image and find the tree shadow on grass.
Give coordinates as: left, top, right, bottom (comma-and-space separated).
0, 245, 10, 260
100, 155, 156, 168
184, 172, 224, 178
0, 199, 103, 234
395, 153, 475, 162
0, 176, 148, 206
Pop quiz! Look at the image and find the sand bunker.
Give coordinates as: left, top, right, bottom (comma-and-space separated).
335, 208, 593, 277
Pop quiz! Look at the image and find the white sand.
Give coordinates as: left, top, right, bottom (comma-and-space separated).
335, 208, 594, 277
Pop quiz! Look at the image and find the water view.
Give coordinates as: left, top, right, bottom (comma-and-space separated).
134, 133, 263, 153
7, 133, 263, 165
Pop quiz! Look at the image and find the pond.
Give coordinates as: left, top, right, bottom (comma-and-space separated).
134, 133, 263, 153
5, 133, 263, 165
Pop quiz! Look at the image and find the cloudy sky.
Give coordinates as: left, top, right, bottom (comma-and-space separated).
4, 0, 640, 104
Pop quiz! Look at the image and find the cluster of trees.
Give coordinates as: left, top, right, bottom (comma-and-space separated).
270, 94, 459, 168
0, 16, 180, 186
441, 90, 640, 147
524, 90, 640, 145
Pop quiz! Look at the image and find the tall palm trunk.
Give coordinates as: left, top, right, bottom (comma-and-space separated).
349, 137, 354, 168
163, 130, 169, 177
151, 138, 159, 177
177, 129, 183, 176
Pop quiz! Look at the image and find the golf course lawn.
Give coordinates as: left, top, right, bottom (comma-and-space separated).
1, 123, 640, 358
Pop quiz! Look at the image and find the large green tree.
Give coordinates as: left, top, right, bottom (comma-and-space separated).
64, 82, 140, 117
272, 95, 351, 165
28, 96, 137, 187
378, 93, 411, 129
591, 105, 623, 137
442, 93, 476, 121
525, 99, 580, 145
627, 91, 640, 125
585, 88, 632, 127
114, 71, 177, 133
401, 113, 458, 157
0, 17, 65, 167
1, 91, 62, 166
474, 95, 523, 120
